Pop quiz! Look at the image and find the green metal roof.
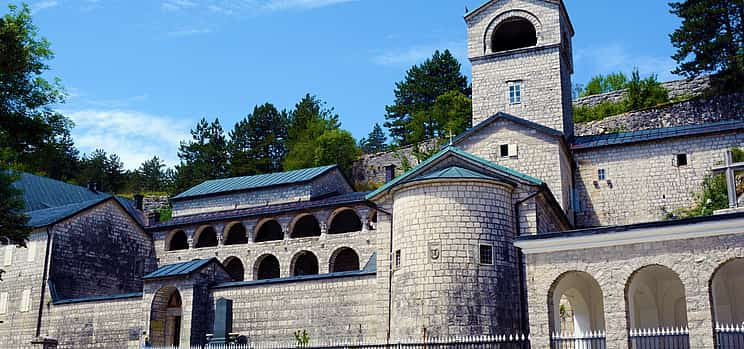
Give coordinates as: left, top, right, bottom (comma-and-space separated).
366, 146, 542, 200
143, 258, 217, 280
414, 166, 498, 181
173, 165, 337, 200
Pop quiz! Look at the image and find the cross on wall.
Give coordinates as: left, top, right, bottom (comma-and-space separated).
711, 150, 744, 209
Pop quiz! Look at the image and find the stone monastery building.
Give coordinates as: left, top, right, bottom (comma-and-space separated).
2, 1, 744, 348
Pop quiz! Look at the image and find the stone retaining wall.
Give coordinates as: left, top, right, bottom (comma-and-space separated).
573, 75, 711, 108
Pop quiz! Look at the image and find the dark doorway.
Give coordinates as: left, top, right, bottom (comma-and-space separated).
255, 255, 280, 280
330, 248, 360, 273
168, 230, 189, 251
491, 18, 538, 53
224, 224, 248, 245
291, 215, 321, 238
224, 257, 245, 281
255, 220, 284, 242
329, 209, 363, 234
292, 251, 319, 276
195, 227, 218, 248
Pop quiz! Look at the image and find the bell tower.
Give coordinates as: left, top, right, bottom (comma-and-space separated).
466, 0, 575, 138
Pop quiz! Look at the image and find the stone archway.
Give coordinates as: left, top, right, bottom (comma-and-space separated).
711, 258, 744, 326
626, 265, 688, 330
548, 271, 606, 336
223, 257, 245, 281
150, 286, 183, 347
291, 251, 319, 276
329, 247, 360, 273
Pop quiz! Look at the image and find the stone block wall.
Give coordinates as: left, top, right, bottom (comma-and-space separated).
42, 296, 144, 349
0, 230, 48, 349
523, 231, 744, 349
574, 130, 744, 227
210, 274, 379, 344
352, 139, 439, 187
49, 200, 156, 299
573, 75, 711, 109
575, 92, 744, 136
389, 180, 524, 339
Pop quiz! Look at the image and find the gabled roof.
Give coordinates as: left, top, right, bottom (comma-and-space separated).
172, 165, 338, 200
366, 146, 542, 200
415, 166, 498, 181
11, 172, 144, 228
572, 121, 744, 150
451, 112, 564, 148
143, 258, 220, 280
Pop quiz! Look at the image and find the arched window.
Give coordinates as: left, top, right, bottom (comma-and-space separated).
223, 257, 245, 281
711, 258, 744, 327
224, 223, 248, 245
329, 247, 360, 273
167, 230, 189, 251
626, 265, 688, 330
255, 254, 280, 280
328, 209, 362, 234
548, 271, 606, 337
291, 251, 319, 276
254, 220, 283, 243
291, 215, 321, 238
194, 226, 218, 248
491, 18, 537, 53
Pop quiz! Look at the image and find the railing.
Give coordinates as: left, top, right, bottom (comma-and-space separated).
716, 324, 744, 349
142, 334, 531, 349
628, 327, 689, 349
550, 331, 606, 349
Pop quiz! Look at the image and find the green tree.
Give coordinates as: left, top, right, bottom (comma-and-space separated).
384, 50, 470, 145
175, 118, 229, 192
676, 148, 744, 217
229, 103, 288, 176
625, 70, 670, 110
283, 95, 340, 171
135, 156, 166, 192
359, 123, 388, 154
408, 91, 472, 143
0, 3, 74, 174
78, 149, 127, 193
669, 0, 744, 89
314, 129, 361, 178
580, 72, 628, 97
0, 170, 30, 280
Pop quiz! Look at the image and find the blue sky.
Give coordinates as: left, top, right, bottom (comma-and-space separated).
25, 0, 682, 169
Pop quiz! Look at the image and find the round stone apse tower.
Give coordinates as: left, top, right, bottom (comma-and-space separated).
387, 176, 523, 338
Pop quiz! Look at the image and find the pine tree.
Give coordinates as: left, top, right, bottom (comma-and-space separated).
136, 156, 166, 192
314, 129, 361, 178
78, 149, 127, 193
175, 118, 229, 192
670, 0, 744, 90
384, 50, 470, 145
283, 95, 340, 171
229, 103, 288, 176
360, 123, 388, 154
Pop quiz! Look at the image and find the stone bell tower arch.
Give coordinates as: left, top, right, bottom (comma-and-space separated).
466, 0, 575, 138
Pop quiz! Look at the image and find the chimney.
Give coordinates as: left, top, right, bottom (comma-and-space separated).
134, 194, 144, 211
87, 181, 97, 193
146, 211, 160, 226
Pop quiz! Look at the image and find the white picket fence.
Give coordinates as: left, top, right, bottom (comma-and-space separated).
715, 323, 744, 349
628, 327, 689, 337
141, 333, 532, 349
628, 327, 690, 349
550, 331, 606, 349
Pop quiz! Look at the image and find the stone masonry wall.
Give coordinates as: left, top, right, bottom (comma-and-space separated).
573, 75, 711, 109
524, 231, 744, 349
50, 200, 157, 299
575, 92, 744, 136
457, 118, 572, 212
352, 139, 439, 187
574, 130, 744, 227
42, 296, 144, 349
389, 180, 524, 339
211, 274, 379, 344
467, 0, 572, 136
0, 230, 48, 349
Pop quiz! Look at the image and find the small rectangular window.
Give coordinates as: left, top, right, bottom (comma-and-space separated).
675, 154, 688, 167
508, 81, 522, 104
0, 292, 7, 314
384, 165, 396, 183
20, 289, 31, 312
508, 144, 518, 157
479, 245, 494, 265
500, 144, 509, 157
3, 246, 12, 266
597, 168, 606, 181
394, 250, 401, 269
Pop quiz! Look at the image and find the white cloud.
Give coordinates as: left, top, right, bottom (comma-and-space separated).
263, 0, 354, 11
575, 43, 679, 82
372, 41, 467, 67
63, 109, 191, 170
31, 0, 58, 13
165, 28, 213, 38
162, 0, 198, 11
